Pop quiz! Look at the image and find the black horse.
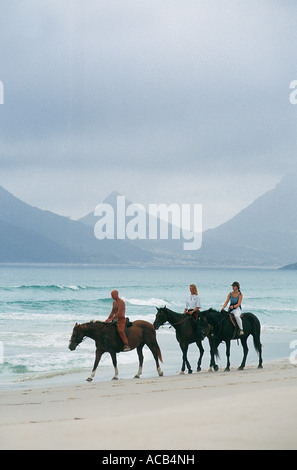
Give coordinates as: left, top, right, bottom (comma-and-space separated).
153, 306, 210, 374
197, 308, 263, 371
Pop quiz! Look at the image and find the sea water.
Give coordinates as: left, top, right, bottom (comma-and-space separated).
0, 265, 296, 389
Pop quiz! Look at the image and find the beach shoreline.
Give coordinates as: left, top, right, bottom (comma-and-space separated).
2, 328, 295, 392
0, 358, 296, 450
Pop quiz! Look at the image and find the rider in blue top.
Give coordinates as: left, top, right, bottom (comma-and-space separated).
221, 281, 244, 335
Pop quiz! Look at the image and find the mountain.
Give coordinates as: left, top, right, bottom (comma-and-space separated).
79, 190, 123, 228
79, 174, 297, 267
78, 191, 197, 264
0, 218, 78, 263
0, 185, 153, 264
280, 261, 297, 270
194, 173, 297, 267
1, 172, 296, 266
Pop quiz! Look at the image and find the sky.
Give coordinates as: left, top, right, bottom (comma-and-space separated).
0, 0, 296, 230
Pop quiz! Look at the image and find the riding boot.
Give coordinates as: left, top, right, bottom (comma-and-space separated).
190, 315, 197, 330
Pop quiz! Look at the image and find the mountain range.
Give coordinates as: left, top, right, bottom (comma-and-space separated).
194, 173, 297, 267
0, 185, 152, 264
0, 173, 296, 267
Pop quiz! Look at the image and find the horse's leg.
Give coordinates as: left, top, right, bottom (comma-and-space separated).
179, 341, 186, 374
208, 339, 219, 372
134, 344, 144, 378
196, 341, 204, 372
86, 348, 103, 382
225, 340, 231, 371
180, 344, 192, 374
180, 351, 186, 375
209, 349, 216, 371
110, 351, 119, 380
257, 341, 263, 369
238, 337, 249, 370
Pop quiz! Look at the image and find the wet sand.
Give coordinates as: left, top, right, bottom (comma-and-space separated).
0, 359, 296, 450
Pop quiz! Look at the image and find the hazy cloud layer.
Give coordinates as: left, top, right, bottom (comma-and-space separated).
0, 0, 296, 227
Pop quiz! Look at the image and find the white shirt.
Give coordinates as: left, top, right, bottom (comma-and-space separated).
186, 294, 201, 310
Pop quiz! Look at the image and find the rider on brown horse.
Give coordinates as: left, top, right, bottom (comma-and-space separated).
105, 290, 130, 351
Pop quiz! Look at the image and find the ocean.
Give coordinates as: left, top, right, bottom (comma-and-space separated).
0, 265, 296, 389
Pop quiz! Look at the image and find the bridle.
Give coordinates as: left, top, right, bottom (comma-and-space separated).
173, 315, 192, 326
200, 311, 226, 339
155, 309, 191, 329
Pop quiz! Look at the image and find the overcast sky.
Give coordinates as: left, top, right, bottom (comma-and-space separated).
0, 0, 296, 229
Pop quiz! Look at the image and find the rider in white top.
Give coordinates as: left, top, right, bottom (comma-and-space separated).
185, 294, 201, 311
184, 284, 201, 316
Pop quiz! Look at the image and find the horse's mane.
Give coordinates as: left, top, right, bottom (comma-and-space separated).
203, 308, 222, 315
91, 320, 115, 326
78, 320, 110, 329
200, 308, 224, 322
162, 306, 185, 318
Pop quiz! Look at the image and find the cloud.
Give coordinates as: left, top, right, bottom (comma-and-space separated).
0, 0, 296, 227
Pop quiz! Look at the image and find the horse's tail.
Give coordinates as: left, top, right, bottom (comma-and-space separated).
247, 313, 262, 355
153, 327, 163, 362
152, 326, 163, 363
144, 322, 163, 363
156, 341, 163, 363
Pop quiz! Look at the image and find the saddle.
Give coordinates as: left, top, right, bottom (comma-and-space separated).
112, 317, 133, 335
229, 312, 244, 339
125, 317, 133, 335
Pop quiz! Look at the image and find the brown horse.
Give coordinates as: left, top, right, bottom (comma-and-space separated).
68, 320, 163, 382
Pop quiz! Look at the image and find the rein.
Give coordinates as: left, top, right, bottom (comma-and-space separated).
173, 314, 191, 326
204, 311, 225, 339
155, 308, 191, 329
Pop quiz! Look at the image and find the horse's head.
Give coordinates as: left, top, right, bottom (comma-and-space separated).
196, 313, 213, 340
153, 306, 168, 330
68, 322, 85, 351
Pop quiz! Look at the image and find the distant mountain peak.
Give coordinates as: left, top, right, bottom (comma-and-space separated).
102, 191, 133, 208
103, 190, 123, 202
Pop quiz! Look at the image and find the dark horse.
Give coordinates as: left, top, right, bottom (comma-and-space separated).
153, 306, 209, 374
196, 309, 263, 371
69, 320, 163, 381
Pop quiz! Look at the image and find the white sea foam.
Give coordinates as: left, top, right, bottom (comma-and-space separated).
122, 297, 168, 307
1, 265, 296, 388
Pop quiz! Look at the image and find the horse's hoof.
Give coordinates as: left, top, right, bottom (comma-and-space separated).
188, 370, 193, 374
179, 371, 185, 375
258, 365, 263, 369
159, 372, 164, 377
197, 367, 201, 372
86, 377, 93, 382
134, 375, 140, 379
112, 376, 118, 380
224, 367, 230, 372
238, 366, 244, 371
213, 365, 219, 372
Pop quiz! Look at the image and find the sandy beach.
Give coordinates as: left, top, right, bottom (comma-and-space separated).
0, 359, 296, 450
